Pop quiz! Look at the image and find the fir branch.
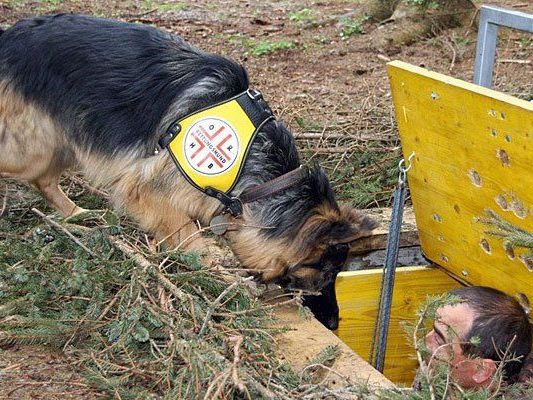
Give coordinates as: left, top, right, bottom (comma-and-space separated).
198, 276, 254, 337
31, 207, 98, 258
479, 209, 533, 251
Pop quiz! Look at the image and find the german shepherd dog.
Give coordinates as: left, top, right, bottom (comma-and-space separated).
0, 14, 376, 329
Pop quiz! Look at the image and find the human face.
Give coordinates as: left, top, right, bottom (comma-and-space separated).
425, 302, 496, 389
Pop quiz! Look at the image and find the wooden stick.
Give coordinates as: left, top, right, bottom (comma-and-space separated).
229, 335, 247, 393
0, 183, 7, 218
109, 236, 187, 302
498, 59, 531, 64
31, 208, 98, 258
198, 276, 253, 337
69, 175, 110, 199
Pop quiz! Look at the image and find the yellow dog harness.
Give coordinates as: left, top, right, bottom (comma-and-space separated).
159, 89, 284, 216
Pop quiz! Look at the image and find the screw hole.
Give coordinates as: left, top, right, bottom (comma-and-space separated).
468, 169, 482, 187
480, 238, 491, 254
495, 195, 508, 211
432, 214, 442, 222
496, 149, 510, 167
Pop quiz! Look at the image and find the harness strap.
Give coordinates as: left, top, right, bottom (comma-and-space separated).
240, 166, 306, 204
236, 89, 274, 128
204, 166, 307, 217
160, 88, 307, 217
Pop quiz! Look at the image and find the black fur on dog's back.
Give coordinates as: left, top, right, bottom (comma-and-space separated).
0, 14, 248, 155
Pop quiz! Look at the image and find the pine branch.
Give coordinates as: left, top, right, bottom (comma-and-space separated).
479, 209, 533, 256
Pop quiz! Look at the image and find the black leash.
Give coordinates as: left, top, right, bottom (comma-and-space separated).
369, 152, 414, 372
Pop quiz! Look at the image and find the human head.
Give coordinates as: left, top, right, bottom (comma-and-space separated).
425, 286, 532, 388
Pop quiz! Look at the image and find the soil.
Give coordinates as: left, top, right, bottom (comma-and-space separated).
0, 345, 105, 399
0, 0, 532, 398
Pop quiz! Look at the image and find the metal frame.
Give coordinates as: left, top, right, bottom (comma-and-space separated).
474, 5, 533, 88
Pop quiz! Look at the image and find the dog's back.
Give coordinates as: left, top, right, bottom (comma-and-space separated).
0, 14, 248, 155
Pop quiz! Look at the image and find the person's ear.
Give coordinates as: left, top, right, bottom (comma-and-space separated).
472, 358, 497, 384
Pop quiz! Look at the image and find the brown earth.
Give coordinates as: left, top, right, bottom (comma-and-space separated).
1, 0, 531, 207
0, 345, 105, 399
0, 0, 532, 398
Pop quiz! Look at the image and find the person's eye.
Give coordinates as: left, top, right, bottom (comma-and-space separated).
433, 332, 444, 345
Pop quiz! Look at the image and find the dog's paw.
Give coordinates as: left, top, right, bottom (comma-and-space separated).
64, 208, 102, 223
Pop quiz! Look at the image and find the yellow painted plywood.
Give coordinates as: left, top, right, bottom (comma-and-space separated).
387, 61, 533, 301
335, 266, 462, 385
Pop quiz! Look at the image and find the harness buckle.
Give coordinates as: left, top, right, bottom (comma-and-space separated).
158, 123, 181, 149
204, 187, 243, 217
247, 88, 263, 101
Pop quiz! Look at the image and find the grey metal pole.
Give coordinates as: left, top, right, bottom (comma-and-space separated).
474, 5, 533, 88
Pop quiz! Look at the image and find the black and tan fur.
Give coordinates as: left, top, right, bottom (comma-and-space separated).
0, 14, 376, 329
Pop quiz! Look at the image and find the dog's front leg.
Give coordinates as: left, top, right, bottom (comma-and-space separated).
111, 182, 206, 253
33, 173, 87, 218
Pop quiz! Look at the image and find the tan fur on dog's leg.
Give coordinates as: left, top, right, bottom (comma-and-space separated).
128, 198, 221, 266
32, 174, 85, 218
0, 81, 84, 217
115, 184, 206, 252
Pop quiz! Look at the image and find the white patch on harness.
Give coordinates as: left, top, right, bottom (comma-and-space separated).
183, 117, 240, 175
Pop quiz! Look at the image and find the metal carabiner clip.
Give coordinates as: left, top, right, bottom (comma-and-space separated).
398, 152, 415, 185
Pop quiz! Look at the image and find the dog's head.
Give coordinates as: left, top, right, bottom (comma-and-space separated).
279, 204, 377, 329
228, 163, 377, 329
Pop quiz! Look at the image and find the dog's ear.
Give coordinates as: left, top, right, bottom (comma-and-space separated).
295, 204, 377, 256
330, 205, 377, 245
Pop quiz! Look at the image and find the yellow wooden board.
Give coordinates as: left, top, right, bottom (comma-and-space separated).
335, 266, 462, 385
388, 61, 533, 301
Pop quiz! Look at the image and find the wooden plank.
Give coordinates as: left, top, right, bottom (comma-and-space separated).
346, 245, 427, 271
350, 206, 419, 254
388, 61, 533, 301
335, 266, 463, 385
272, 303, 395, 389
347, 206, 423, 270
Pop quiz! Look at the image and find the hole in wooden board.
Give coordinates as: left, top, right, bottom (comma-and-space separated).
432, 214, 442, 222
453, 204, 461, 214
496, 149, 510, 167
495, 195, 508, 211
503, 242, 515, 259
520, 255, 533, 272
480, 238, 491, 254
510, 200, 527, 219
468, 169, 482, 187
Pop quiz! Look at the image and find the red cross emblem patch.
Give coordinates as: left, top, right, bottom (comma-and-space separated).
183, 117, 240, 175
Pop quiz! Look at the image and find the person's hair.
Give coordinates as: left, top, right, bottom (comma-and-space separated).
449, 286, 532, 382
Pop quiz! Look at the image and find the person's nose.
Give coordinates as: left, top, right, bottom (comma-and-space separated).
425, 330, 437, 352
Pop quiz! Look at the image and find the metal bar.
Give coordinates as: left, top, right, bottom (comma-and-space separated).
473, 5, 533, 88
474, 11, 499, 87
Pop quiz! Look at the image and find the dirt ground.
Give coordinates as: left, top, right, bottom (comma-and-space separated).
0, 0, 532, 398
0, 346, 105, 399
1, 0, 531, 207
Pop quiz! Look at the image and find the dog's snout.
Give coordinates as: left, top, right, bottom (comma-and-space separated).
326, 314, 339, 331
